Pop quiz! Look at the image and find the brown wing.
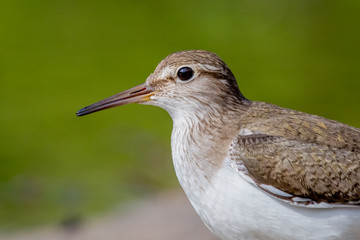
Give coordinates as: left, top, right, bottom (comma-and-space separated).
231, 102, 360, 205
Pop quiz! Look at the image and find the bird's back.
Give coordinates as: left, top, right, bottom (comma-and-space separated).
233, 101, 360, 205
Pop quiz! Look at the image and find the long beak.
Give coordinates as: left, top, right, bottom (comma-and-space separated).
76, 83, 155, 117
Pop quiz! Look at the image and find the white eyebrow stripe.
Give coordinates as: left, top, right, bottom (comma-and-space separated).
159, 64, 221, 80
197, 64, 221, 72
159, 66, 173, 79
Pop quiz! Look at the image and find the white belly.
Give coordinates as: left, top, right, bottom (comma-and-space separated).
183, 164, 360, 240
169, 115, 360, 240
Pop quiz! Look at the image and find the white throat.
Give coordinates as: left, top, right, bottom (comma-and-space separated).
169, 109, 238, 204
171, 112, 212, 195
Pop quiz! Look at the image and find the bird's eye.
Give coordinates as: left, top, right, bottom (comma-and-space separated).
177, 67, 194, 81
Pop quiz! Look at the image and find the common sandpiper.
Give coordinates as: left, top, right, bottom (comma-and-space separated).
77, 50, 360, 240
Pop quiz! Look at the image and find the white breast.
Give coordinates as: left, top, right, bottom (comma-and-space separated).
171, 121, 360, 240
171, 113, 213, 206
197, 158, 360, 240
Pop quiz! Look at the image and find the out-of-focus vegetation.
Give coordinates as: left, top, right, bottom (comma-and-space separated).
0, 0, 359, 231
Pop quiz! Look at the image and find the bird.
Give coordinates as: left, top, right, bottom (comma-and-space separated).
77, 50, 360, 240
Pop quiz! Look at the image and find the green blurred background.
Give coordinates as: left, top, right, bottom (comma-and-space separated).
0, 0, 359, 232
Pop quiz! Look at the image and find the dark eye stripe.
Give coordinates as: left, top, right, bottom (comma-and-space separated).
177, 67, 194, 81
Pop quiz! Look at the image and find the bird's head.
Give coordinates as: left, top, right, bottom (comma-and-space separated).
77, 50, 246, 118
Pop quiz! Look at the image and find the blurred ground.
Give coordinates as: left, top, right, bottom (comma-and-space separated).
1, 191, 217, 240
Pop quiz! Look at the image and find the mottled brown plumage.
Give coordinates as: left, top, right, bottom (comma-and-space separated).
231, 101, 360, 204
151, 51, 360, 206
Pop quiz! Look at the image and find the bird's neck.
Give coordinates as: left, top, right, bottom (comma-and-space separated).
170, 106, 244, 197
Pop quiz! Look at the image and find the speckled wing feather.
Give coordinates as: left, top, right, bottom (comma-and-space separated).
230, 102, 360, 206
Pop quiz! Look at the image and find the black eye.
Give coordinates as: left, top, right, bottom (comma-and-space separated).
177, 67, 194, 81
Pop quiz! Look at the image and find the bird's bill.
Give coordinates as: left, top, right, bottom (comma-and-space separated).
76, 83, 154, 117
